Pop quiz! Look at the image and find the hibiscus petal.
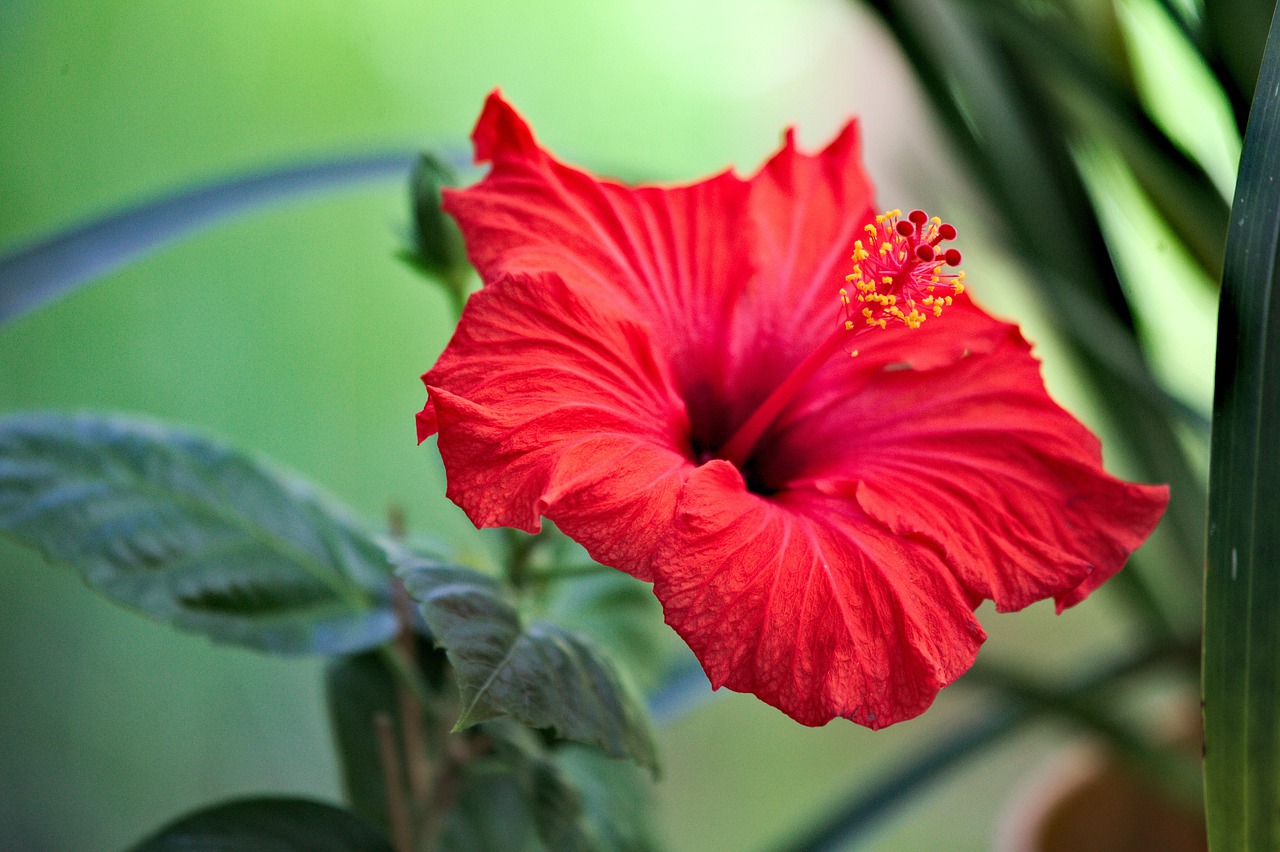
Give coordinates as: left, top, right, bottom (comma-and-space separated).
713, 125, 883, 441
766, 309, 1169, 613
443, 93, 887, 452
443, 92, 754, 399
736, 123, 876, 341
423, 271, 692, 581
653, 460, 985, 728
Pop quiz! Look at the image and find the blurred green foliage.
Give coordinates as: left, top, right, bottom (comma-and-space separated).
0, 0, 1243, 849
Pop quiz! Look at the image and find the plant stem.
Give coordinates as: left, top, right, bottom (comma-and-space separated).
375, 713, 413, 852
502, 527, 546, 591
391, 581, 432, 810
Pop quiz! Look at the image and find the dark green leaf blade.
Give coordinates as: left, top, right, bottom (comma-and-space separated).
128, 797, 393, 852
1204, 4, 1280, 850
399, 558, 659, 774
0, 412, 397, 655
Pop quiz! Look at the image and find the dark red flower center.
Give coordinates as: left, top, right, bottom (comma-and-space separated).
716, 209, 964, 482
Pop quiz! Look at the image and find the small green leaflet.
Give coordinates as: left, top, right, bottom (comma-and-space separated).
399, 556, 659, 774
325, 645, 660, 851
0, 412, 397, 655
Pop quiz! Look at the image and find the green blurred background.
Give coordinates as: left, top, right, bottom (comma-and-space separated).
0, 1, 1222, 849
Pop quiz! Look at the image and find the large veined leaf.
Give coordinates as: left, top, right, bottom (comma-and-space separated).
1204, 4, 1280, 850
128, 797, 392, 852
399, 557, 659, 774
0, 412, 397, 655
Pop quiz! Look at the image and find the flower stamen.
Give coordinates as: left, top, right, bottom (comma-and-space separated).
717, 208, 965, 469
843, 209, 964, 335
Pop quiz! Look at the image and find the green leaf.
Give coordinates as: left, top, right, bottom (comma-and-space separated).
544, 570, 671, 693
481, 720, 598, 852
1204, 0, 1276, 117
399, 152, 473, 318
0, 412, 397, 655
326, 625, 658, 850
959, 0, 1230, 281
0, 151, 422, 325
407, 155, 468, 272
128, 797, 392, 851
439, 765, 543, 852
325, 643, 595, 852
324, 637, 451, 831
444, 724, 663, 852
399, 557, 659, 774
556, 743, 665, 852
1204, 5, 1280, 850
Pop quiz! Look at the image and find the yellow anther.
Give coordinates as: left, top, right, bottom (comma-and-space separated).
850, 349, 859, 358
844, 207, 964, 336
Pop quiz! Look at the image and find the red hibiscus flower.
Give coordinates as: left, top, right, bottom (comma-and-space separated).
417, 92, 1169, 728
